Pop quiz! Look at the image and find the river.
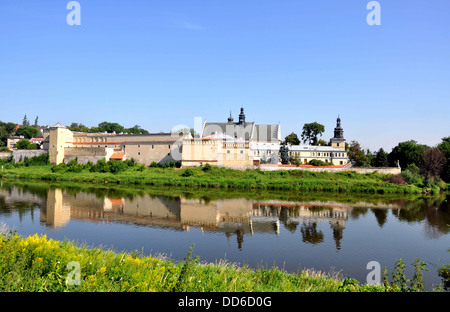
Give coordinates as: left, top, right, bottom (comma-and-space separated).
0, 180, 448, 290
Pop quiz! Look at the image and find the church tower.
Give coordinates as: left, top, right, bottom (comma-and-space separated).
330, 115, 346, 150
238, 107, 246, 125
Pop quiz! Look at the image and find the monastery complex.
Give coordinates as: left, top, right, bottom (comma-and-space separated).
39, 108, 350, 170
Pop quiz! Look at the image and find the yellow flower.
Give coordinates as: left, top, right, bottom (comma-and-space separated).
98, 267, 107, 274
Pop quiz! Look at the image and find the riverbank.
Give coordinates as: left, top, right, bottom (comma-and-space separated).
0, 229, 386, 292
0, 164, 434, 194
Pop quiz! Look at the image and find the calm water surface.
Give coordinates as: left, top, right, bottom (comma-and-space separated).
0, 180, 448, 290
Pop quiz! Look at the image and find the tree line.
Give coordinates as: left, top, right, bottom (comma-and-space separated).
281, 122, 450, 184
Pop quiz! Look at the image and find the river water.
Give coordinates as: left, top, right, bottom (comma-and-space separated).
0, 180, 448, 290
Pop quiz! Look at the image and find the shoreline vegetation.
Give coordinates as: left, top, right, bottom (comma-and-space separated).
1, 228, 447, 292
0, 157, 448, 292
0, 156, 447, 195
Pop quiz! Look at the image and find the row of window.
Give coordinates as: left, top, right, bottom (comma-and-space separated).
252, 151, 346, 157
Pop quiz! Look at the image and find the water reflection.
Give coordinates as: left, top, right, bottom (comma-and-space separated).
0, 181, 448, 252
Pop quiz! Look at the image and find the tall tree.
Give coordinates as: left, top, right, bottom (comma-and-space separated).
374, 148, 389, 167
279, 144, 290, 165
34, 116, 39, 128
22, 115, 30, 126
437, 137, 450, 182
98, 121, 125, 134
388, 140, 427, 169
16, 125, 39, 139
348, 140, 369, 167
284, 132, 300, 145
301, 122, 325, 146
420, 147, 446, 180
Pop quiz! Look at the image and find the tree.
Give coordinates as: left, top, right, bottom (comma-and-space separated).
15, 139, 37, 150
126, 125, 149, 134
0, 121, 17, 147
283, 132, 300, 145
437, 137, 450, 182
98, 122, 125, 134
16, 126, 39, 139
348, 140, 369, 167
374, 148, 389, 167
22, 115, 30, 126
279, 144, 290, 165
388, 140, 427, 169
301, 122, 325, 146
420, 147, 446, 180
34, 116, 39, 128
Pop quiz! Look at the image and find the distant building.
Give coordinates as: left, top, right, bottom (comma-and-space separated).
43, 122, 184, 165
6, 136, 25, 149
43, 111, 348, 168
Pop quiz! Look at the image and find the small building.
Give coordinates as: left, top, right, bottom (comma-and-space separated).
6, 136, 25, 149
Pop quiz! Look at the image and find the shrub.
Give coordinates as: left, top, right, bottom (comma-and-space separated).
181, 168, 195, 177
202, 163, 212, 172
308, 159, 332, 166
149, 161, 159, 168
383, 174, 407, 185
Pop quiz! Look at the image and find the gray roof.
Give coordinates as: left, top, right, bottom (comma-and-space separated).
202, 121, 280, 143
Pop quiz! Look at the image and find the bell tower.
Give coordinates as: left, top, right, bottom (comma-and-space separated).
330, 115, 346, 150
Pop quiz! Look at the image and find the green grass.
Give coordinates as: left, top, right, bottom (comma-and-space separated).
2, 231, 443, 292
0, 164, 427, 194
0, 232, 373, 292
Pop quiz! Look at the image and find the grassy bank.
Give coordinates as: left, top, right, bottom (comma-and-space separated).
2, 231, 446, 292
0, 163, 429, 194
0, 231, 365, 292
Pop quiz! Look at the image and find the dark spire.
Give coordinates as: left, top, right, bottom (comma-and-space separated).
238, 107, 246, 125
333, 115, 344, 139
227, 110, 234, 123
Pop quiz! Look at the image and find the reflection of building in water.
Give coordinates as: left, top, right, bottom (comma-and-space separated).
41, 189, 71, 229
40, 188, 350, 250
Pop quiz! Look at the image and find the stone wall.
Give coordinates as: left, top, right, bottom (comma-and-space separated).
12, 150, 48, 163
259, 164, 401, 175
0, 152, 12, 159
64, 147, 114, 164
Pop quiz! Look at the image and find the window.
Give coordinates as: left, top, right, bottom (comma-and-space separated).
138, 145, 140, 148
152, 145, 154, 149
138, 152, 140, 155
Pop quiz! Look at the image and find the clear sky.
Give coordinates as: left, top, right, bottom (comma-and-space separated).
0, 0, 449, 152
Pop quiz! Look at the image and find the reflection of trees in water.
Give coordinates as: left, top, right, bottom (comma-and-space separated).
371, 209, 388, 228
397, 196, 450, 238
300, 222, 324, 245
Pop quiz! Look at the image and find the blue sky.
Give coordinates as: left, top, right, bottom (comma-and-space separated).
0, 0, 449, 152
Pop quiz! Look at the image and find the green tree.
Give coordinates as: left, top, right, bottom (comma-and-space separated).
284, 132, 300, 145
388, 140, 427, 169
279, 144, 290, 165
16, 126, 39, 139
437, 137, 450, 182
301, 122, 325, 146
348, 140, 369, 167
15, 139, 37, 150
98, 122, 125, 134
126, 125, 149, 134
22, 115, 30, 126
33, 116, 39, 128
374, 148, 389, 167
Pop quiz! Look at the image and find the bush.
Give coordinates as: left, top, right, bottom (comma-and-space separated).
181, 168, 195, 177
149, 161, 160, 168
308, 159, 332, 166
202, 163, 212, 172
383, 174, 407, 185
